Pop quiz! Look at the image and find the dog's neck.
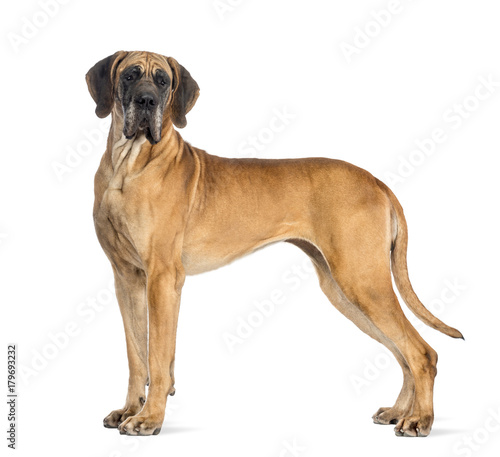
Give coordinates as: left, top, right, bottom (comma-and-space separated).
106, 106, 184, 171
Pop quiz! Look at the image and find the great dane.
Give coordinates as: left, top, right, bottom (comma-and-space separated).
85, 50, 462, 437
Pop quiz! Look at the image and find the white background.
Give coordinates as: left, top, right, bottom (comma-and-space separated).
1, 0, 499, 456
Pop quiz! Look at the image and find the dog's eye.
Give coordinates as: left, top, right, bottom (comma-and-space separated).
126, 75, 134, 81
160, 80, 166, 86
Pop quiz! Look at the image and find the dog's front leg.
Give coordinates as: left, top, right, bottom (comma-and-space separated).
118, 262, 184, 436
103, 266, 148, 428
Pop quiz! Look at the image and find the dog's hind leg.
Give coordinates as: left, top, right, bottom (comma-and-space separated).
288, 238, 434, 436
327, 246, 437, 437
340, 280, 437, 437
314, 264, 415, 426
289, 239, 415, 424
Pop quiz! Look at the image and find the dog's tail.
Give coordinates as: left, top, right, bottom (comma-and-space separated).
377, 179, 464, 339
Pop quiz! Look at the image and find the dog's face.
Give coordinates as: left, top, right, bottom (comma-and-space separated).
118, 53, 173, 144
86, 51, 199, 144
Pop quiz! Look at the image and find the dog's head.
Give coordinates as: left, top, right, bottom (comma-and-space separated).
86, 51, 199, 144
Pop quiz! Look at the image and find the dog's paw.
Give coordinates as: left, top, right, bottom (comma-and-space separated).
394, 415, 433, 437
372, 407, 405, 425
103, 404, 142, 429
118, 413, 163, 436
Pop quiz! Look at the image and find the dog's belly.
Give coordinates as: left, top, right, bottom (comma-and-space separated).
181, 234, 287, 275
181, 250, 243, 275
181, 205, 304, 275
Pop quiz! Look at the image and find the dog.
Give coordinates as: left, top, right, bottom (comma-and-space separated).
85, 50, 462, 437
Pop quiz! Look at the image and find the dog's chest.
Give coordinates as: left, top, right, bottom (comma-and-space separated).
94, 135, 150, 267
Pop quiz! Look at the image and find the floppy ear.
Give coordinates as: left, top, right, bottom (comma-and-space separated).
167, 57, 200, 128
86, 51, 127, 118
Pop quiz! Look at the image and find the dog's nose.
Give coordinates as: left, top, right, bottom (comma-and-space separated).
135, 93, 157, 108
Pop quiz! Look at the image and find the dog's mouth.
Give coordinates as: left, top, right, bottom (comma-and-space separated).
123, 107, 162, 145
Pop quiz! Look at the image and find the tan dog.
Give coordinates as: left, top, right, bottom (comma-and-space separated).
86, 50, 462, 437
